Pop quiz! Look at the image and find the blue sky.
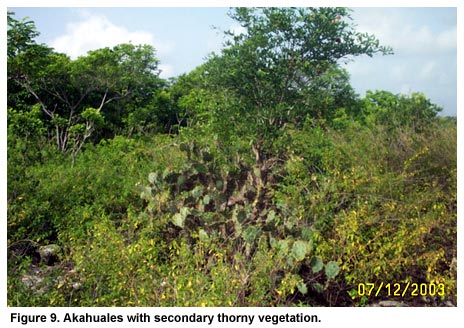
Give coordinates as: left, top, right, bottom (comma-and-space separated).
8, 6, 458, 116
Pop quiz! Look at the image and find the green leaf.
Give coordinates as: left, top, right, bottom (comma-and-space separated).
310, 256, 324, 273
180, 206, 189, 219
242, 226, 260, 244
284, 216, 297, 230
236, 209, 247, 223
301, 227, 314, 242
191, 186, 204, 199
192, 163, 207, 174
266, 209, 276, 224
312, 282, 324, 294
269, 236, 277, 249
215, 180, 223, 190
171, 213, 184, 228
291, 240, 308, 261
276, 239, 289, 254
296, 281, 308, 295
177, 174, 186, 187
325, 261, 340, 280
162, 168, 171, 179
198, 228, 209, 242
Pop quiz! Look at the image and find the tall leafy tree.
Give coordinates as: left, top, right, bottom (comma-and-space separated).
8, 12, 164, 158
7, 11, 51, 111
7, 11, 40, 58
200, 7, 393, 158
70, 44, 165, 139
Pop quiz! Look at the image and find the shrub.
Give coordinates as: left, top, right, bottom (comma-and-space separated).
314, 121, 456, 304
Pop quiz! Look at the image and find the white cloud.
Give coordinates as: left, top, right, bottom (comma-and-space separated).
400, 84, 412, 95
436, 27, 457, 50
346, 8, 456, 116
343, 59, 370, 76
158, 64, 175, 79
399, 25, 456, 55
351, 8, 456, 56
50, 14, 174, 59
420, 61, 436, 80
392, 64, 407, 80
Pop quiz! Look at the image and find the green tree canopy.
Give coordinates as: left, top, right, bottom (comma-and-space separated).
187, 7, 393, 158
7, 11, 40, 58
360, 90, 442, 131
8, 12, 166, 157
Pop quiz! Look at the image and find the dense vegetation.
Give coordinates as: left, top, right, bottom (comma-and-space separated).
7, 8, 456, 307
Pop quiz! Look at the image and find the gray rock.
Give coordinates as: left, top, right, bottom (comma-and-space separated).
37, 244, 61, 265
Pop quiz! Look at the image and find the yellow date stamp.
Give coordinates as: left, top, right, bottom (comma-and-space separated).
357, 282, 445, 298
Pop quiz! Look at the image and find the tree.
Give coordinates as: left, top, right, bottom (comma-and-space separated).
8, 12, 164, 158
69, 44, 165, 139
7, 11, 51, 112
360, 90, 442, 131
199, 7, 393, 158
7, 11, 40, 58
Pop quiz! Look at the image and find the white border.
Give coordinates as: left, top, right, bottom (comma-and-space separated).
2, 1, 462, 327
4, 0, 464, 8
